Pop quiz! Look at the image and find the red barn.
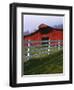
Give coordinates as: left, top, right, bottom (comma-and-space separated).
24, 24, 63, 46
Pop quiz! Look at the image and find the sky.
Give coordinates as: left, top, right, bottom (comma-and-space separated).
23, 14, 64, 34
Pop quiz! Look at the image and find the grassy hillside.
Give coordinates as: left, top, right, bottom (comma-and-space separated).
24, 50, 63, 75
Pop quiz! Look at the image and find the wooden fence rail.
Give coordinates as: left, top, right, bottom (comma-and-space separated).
23, 40, 63, 62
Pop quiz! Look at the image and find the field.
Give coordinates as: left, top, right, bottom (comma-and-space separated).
24, 49, 63, 75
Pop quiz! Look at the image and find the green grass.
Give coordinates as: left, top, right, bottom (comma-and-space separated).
24, 50, 63, 75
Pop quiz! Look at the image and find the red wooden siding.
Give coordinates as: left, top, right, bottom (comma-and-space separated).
23, 24, 63, 46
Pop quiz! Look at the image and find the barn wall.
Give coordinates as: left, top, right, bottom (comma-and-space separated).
24, 29, 63, 46
24, 30, 63, 41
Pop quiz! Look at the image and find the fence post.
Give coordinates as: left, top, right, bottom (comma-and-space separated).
48, 40, 50, 55
58, 40, 60, 50
27, 40, 30, 60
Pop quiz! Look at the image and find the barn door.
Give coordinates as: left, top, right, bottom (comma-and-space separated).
41, 37, 49, 46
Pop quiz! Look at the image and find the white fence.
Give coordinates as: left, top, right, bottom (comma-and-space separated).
23, 40, 63, 61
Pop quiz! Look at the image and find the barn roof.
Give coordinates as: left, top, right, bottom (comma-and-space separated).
39, 24, 49, 29
24, 24, 63, 37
